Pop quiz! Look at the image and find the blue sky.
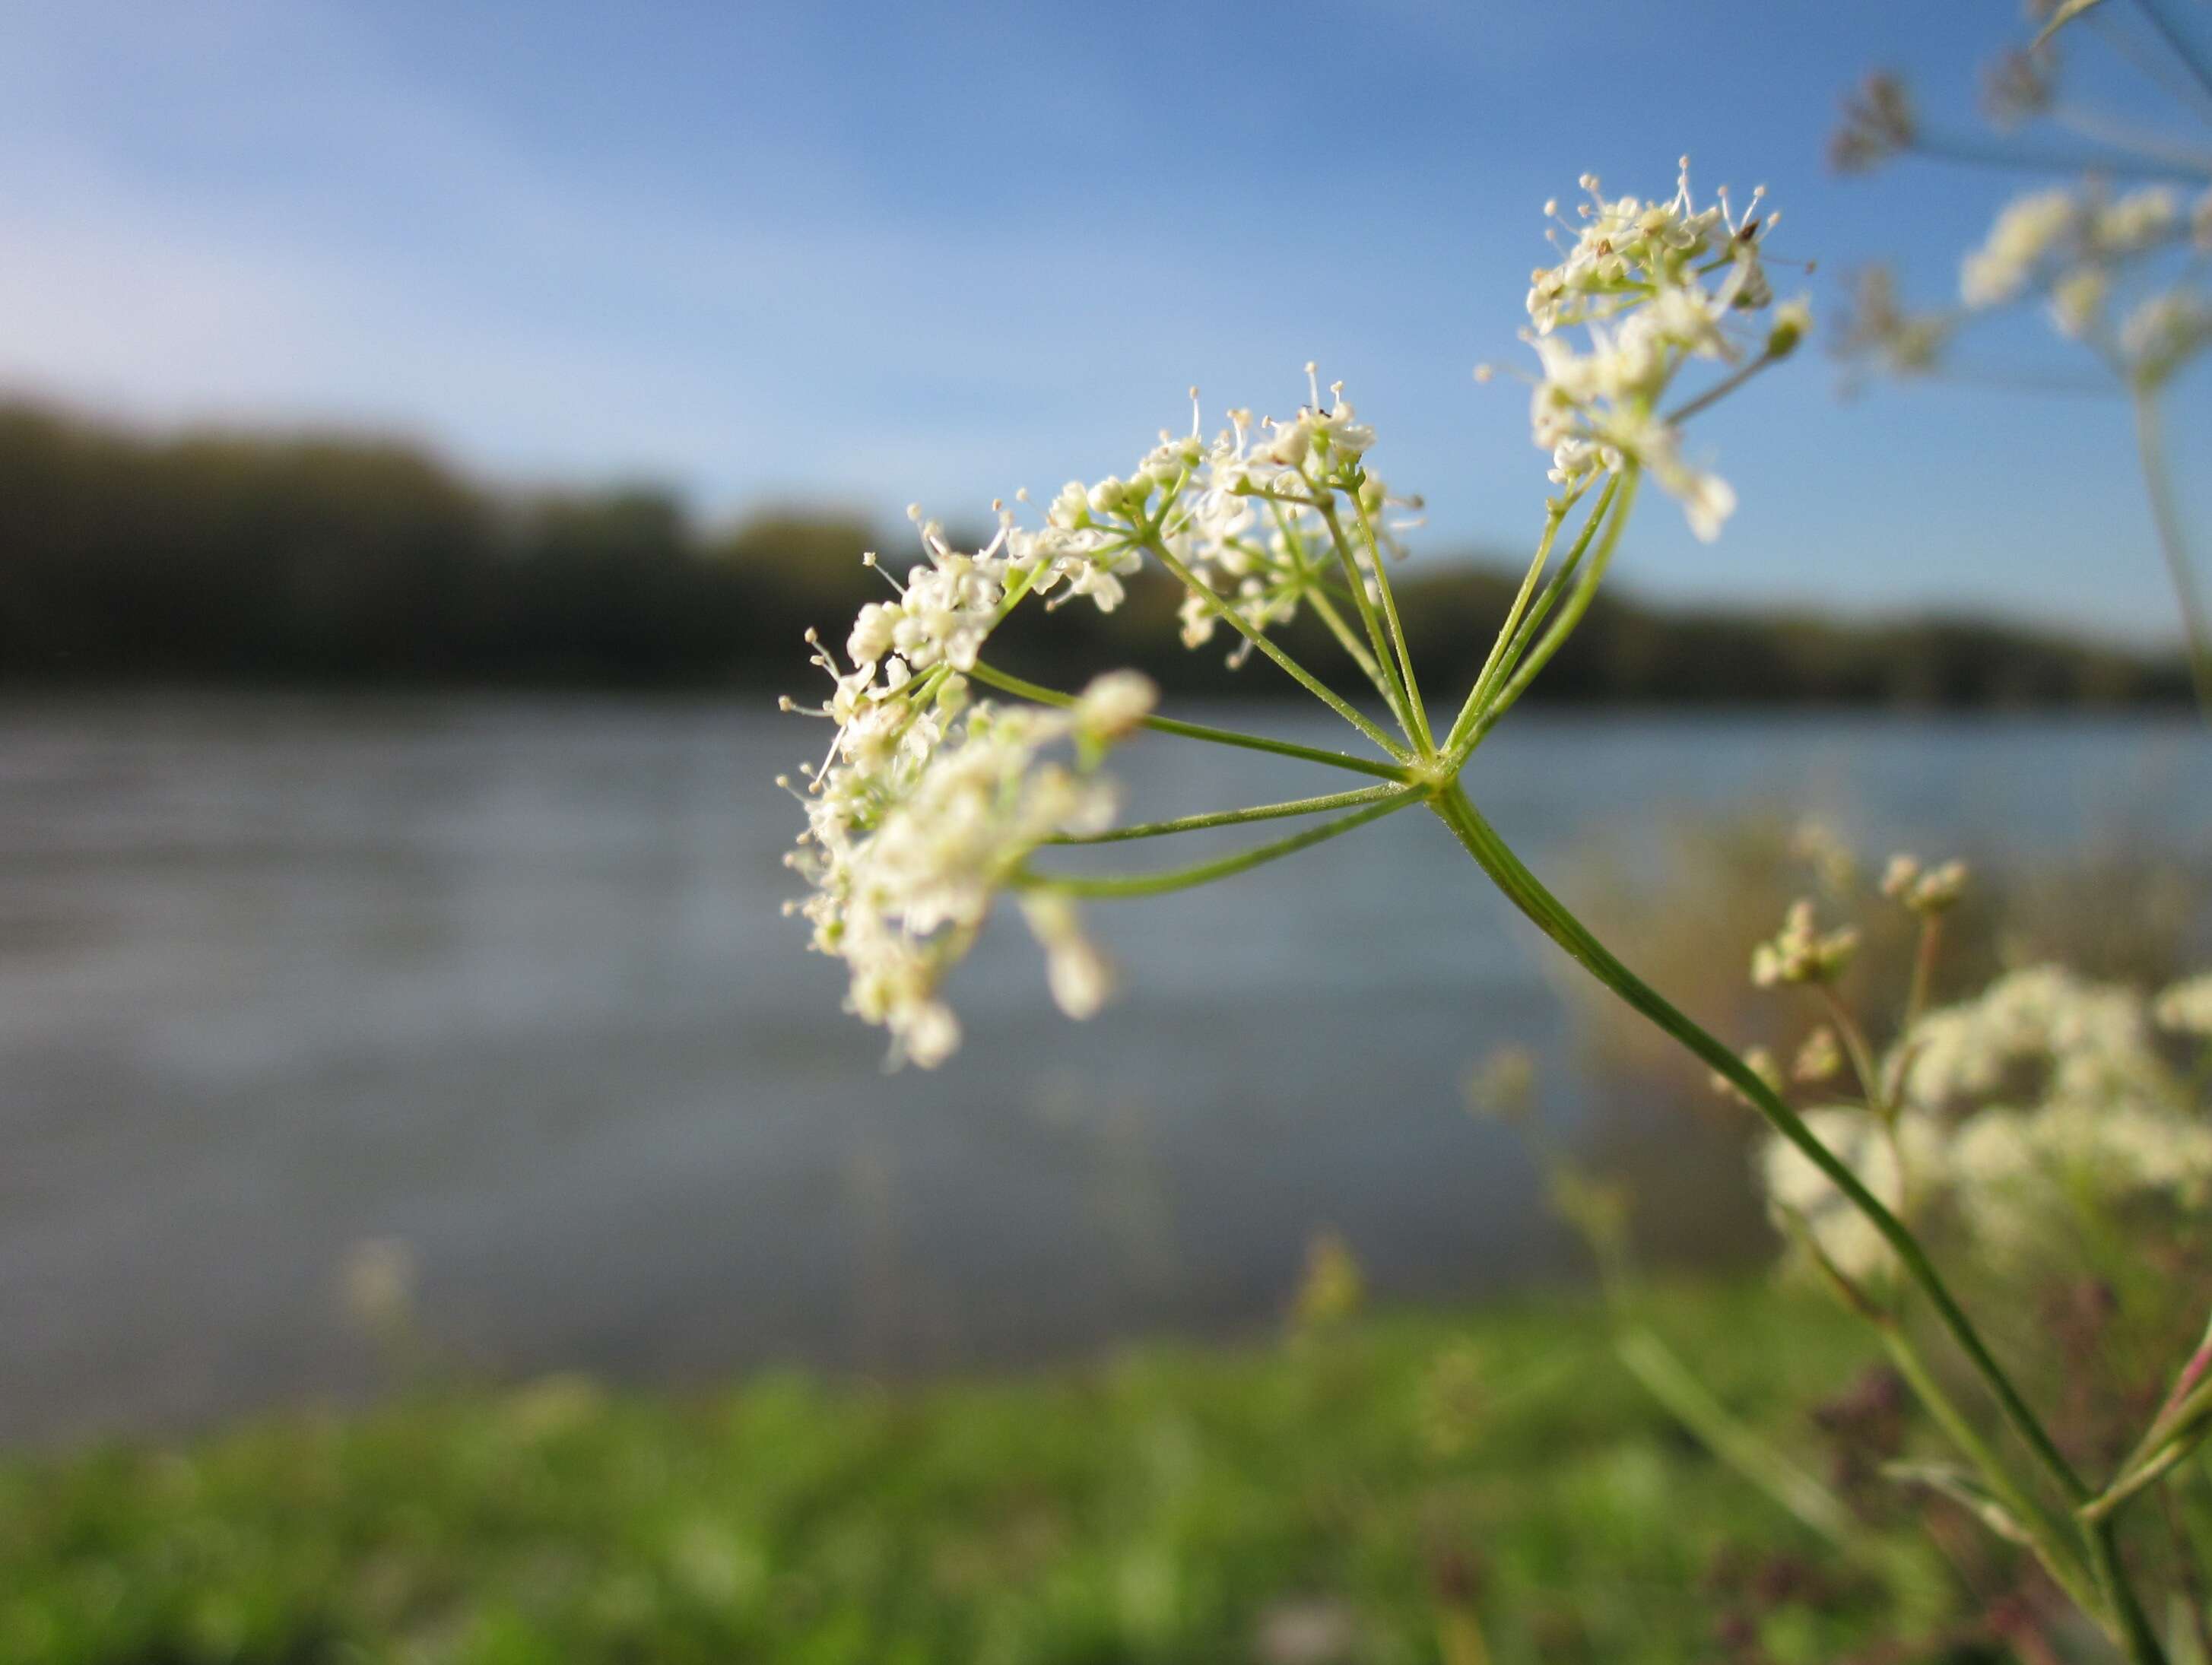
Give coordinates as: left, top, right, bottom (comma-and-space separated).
4, 0, 2210, 642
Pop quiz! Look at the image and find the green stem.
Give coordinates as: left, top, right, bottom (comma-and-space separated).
967, 661, 1411, 782
1903, 915, 1941, 1034
1307, 588, 1397, 704
1817, 985, 1892, 1121
2087, 1514, 2169, 1665
2129, 389, 2212, 721
1344, 488, 1436, 754
2134, 0, 2212, 105
1134, 529, 1414, 760
1022, 791, 1420, 898
1663, 349, 1782, 427
1256, 503, 1396, 708
1877, 1321, 2099, 1614
1908, 130, 2212, 183
1453, 468, 1641, 764
1047, 783, 1409, 844
1613, 1324, 1858, 1545
1313, 496, 1424, 750
1442, 481, 1604, 755
1426, 782, 2090, 1511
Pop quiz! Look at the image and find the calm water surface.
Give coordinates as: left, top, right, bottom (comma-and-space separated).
1, 696, 2204, 1445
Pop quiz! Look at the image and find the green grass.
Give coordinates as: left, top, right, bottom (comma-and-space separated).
0, 1279, 1965, 1664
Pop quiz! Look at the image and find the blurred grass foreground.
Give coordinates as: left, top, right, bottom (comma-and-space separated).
2, 1281, 1957, 1665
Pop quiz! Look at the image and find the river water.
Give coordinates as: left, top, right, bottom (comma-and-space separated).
0, 696, 2203, 1445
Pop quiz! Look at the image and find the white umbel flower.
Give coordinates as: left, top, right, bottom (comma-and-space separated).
788, 678, 1154, 1067
1513, 160, 1787, 541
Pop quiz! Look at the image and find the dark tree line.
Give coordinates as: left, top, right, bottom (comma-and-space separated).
0, 400, 2191, 706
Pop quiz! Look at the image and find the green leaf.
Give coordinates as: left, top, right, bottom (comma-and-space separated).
1882, 1460, 2033, 1545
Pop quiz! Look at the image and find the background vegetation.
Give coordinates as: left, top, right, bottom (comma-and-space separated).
3, 1281, 1998, 1665
1, 401, 2190, 706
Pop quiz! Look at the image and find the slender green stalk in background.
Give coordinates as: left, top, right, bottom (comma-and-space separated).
2131, 391, 2212, 719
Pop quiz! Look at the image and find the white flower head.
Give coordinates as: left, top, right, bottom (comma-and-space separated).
1513, 160, 1786, 540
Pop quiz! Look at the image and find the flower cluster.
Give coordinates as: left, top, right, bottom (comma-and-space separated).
1122, 376, 1421, 662
1761, 1106, 1943, 1283
2156, 972, 2212, 1037
1750, 899, 1861, 988
1510, 160, 1804, 541
782, 506, 1163, 1067
785, 166, 1799, 1066
785, 672, 1154, 1067
1757, 966, 2212, 1282
1878, 852, 1967, 915
1947, 182, 2212, 386
782, 367, 1427, 1065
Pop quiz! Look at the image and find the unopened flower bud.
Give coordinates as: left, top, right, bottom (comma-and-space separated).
1766, 298, 1812, 359
1072, 670, 1157, 742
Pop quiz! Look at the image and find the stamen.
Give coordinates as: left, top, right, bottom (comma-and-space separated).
859, 550, 905, 595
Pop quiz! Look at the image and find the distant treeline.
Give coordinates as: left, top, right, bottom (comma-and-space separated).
0, 401, 2191, 706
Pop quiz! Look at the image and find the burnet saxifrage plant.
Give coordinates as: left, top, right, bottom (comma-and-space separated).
782, 161, 2201, 1658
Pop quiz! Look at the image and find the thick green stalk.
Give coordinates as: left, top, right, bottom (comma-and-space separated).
1047, 783, 1408, 844
1022, 791, 1420, 898
1426, 783, 2090, 1511
966, 661, 1411, 782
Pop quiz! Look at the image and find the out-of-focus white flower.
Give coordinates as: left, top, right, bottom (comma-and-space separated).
1750, 898, 1861, 988
1794, 1025, 1843, 1084
2050, 268, 2110, 338
2093, 188, 2179, 257
1020, 891, 1116, 1020
1899, 965, 2170, 1108
2122, 289, 2212, 388
1880, 852, 1968, 915
1825, 965, 2212, 1267
1950, 1101, 2212, 1256
1962, 189, 2080, 307
1072, 669, 1159, 744
1960, 186, 2193, 348
2155, 972, 2212, 1037
1759, 1108, 1945, 1284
